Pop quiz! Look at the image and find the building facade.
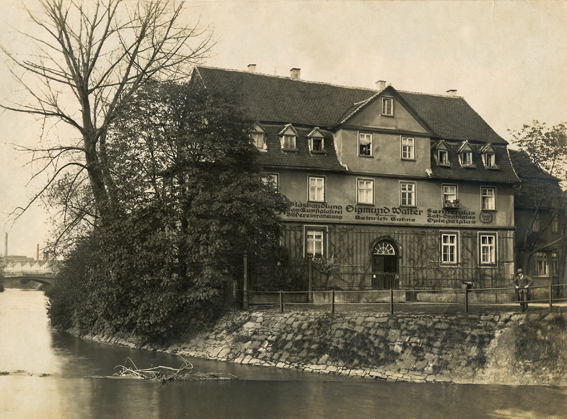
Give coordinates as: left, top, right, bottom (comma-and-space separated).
193, 66, 520, 290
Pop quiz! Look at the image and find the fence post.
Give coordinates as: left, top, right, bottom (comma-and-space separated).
464, 287, 469, 313
390, 288, 394, 315
279, 290, 284, 313
243, 251, 249, 310
331, 289, 335, 314
308, 257, 313, 303
549, 283, 553, 309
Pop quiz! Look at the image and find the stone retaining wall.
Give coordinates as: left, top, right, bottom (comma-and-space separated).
81, 308, 567, 386
158, 309, 567, 386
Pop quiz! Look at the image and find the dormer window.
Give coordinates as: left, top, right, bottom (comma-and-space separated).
458, 141, 475, 168
434, 140, 450, 167
249, 123, 267, 151
279, 124, 298, 151
480, 145, 498, 169
382, 97, 394, 116
307, 127, 326, 154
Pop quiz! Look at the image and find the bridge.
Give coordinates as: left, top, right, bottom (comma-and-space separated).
2, 260, 55, 287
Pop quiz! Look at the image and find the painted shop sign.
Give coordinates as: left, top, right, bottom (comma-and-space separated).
284, 201, 478, 225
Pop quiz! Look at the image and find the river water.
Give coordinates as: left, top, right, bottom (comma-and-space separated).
1, 289, 566, 419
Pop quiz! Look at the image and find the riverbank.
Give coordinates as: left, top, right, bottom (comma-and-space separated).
77, 306, 567, 386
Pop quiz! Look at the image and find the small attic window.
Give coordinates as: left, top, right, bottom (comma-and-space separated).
249, 124, 267, 151
279, 124, 298, 151
458, 141, 475, 168
483, 153, 498, 169
282, 135, 296, 150
308, 127, 326, 154
480, 144, 499, 169
382, 97, 394, 116
438, 150, 449, 166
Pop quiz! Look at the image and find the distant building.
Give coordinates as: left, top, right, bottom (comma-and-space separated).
192, 66, 520, 290
509, 150, 566, 287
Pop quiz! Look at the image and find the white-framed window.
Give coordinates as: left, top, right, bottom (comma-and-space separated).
308, 127, 325, 153
438, 150, 449, 166
443, 185, 457, 203
262, 173, 278, 190
251, 132, 266, 150
462, 151, 473, 165
282, 134, 296, 150
535, 252, 548, 276
479, 234, 496, 265
483, 153, 496, 168
400, 181, 416, 207
308, 176, 325, 202
401, 137, 415, 160
357, 178, 374, 204
481, 187, 495, 210
382, 97, 394, 116
359, 132, 373, 157
533, 212, 541, 233
441, 233, 458, 264
552, 215, 560, 233
305, 228, 326, 257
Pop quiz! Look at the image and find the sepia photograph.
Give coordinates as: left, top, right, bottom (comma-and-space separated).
1, 1, 566, 418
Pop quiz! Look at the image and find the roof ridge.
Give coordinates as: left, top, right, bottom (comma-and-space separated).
398, 89, 463, 99
196, 65, 377, 93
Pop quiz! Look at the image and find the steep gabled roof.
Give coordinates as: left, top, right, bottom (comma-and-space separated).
398, 91, 507, 144
193, 66, 374, 128
193, 66, 507, 145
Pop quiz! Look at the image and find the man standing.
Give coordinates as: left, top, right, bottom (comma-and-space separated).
513, 268, 534, 311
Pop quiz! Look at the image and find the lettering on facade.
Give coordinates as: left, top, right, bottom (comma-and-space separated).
286, 201, 344, 220
284, 202, 478, 225
425, 208, 477, 225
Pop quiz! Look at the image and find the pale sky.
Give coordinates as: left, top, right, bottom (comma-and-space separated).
1, 0, 566, 257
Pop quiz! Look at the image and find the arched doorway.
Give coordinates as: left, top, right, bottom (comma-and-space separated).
372, 240, 399, 290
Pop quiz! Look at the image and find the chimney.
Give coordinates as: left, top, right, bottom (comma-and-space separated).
376, 80, 386, 90
4, 233, 7, 257
37, 244, 40, 261
247, 64, 256, 73
290, 68, 301, 80
447, 89, 457, 96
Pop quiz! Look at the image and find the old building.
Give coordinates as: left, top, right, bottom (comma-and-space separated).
192, 66, 520, 291
509, 150, 566, 288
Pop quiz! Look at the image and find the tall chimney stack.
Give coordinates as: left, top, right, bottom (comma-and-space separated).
290, 68, 301, 80
247, 64, 256, 72
447, 89, 457, 96
376, 80, 386, 90
4, 233, 7, 257
37, 244, 40, 261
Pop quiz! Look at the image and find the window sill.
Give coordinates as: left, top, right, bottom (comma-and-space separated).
358, 154, 374, 158
357, 202, 375, 206
401, 158, 416, 162
400, 205, 417, 208
381, 114, 394, 118
481, 209, 497, 212
308, 200, 326, 204
485, 165, 500, 170
461, 164, 476, 169
282, 148, 298, 152
310, 150, 327, 155
440, 262, 459, 266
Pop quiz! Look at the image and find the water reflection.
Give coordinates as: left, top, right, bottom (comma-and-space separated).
1, 289, 566, 419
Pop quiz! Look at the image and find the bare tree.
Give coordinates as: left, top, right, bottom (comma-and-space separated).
1, 0, 213, 221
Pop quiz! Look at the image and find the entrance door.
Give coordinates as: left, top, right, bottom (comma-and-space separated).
372, 241, 398, 289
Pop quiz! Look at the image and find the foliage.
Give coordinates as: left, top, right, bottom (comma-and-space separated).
46, 82, 289, 339
509, 121, 567, 275
2, 0, 213, 230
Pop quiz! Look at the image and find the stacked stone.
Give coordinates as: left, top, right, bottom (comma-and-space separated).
173, 310, 537, 384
